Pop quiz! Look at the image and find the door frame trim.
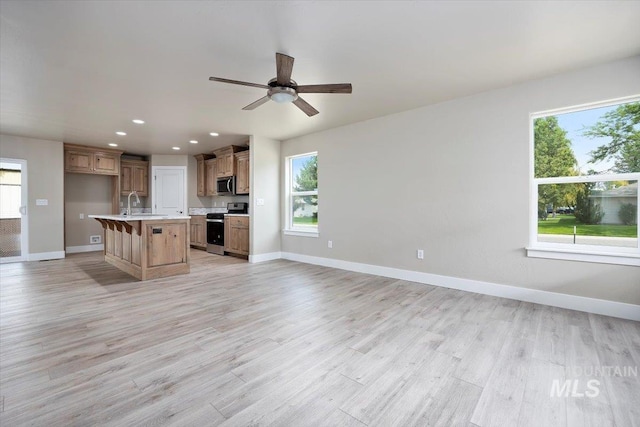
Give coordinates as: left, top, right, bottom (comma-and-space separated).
151, 166, 187, 215
0, 157, 28, 262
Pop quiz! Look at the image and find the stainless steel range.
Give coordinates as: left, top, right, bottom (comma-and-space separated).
206, 202, 248, 255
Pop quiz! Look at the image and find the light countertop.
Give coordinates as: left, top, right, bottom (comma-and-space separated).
89, 214, 191, 221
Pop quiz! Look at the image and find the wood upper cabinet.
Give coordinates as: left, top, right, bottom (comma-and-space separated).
212, 145, 247, 178
224, 216, 249, 256
205, 158, 217, 196
65, 150, 93, 173
213, 148, 234, 178
235, 150, 250, 194
94, 152, 119, 175
190, 215, 206, 249
64, 144, 122, 175
120, 159, 149, 196
193, 154, 213, 197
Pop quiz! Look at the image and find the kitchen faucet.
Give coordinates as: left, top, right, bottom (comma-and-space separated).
127, 191, 140, 216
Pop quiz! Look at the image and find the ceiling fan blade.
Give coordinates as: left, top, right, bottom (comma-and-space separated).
296, 83, 352, 94
242, 96, 270, 110
276, 53, 294, 86
293, 97, 319, 117
209, 77, 269, 90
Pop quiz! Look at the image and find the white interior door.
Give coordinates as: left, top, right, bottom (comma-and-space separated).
152, 167, 186, 215
0, 158, 28, 263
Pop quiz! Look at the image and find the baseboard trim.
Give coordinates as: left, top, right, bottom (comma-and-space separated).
27, 251, 65, 262
66, 244, 104, 254
249, 252, 282, 263
280, 252, 640, 322
0, 256, 26, 264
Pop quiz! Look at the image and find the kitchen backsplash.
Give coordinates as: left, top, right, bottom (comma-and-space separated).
188, 207, 228, 215
119, 207, 152, 215
118, 207, 231, 215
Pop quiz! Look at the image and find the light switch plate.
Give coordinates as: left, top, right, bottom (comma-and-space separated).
36, 199, 48, 206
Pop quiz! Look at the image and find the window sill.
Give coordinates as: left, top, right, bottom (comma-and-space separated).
283, 229, 319, 238
526, 245, 640, 267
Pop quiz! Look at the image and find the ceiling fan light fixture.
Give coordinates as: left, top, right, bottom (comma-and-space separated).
268, 86, 297, 104
209, 53, 351, 117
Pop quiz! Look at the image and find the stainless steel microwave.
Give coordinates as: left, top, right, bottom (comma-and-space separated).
216, 176, 236, 195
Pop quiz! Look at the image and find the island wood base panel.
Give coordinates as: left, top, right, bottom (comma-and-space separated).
94, 218, 190, 280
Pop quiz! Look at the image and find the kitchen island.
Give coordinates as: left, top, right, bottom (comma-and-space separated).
89, 214, 191, 281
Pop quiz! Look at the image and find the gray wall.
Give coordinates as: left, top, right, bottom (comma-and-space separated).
281, 56, 640, 305
0, 134, 64, 257
251, 135, 281, 256
64, 173, 112, 249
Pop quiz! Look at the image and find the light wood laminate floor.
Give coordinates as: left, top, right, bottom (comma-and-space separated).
1, 250, 638, 426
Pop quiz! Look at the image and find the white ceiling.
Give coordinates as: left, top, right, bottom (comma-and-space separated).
1, 1, 639, 156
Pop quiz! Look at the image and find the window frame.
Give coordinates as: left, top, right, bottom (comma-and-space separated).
284, 151, 319, 237
527, 96, 640, 266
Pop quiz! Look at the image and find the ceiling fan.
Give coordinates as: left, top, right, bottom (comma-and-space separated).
209, 52, 352, 117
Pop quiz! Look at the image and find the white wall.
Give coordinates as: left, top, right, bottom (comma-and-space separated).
250, 135, 281, 258
281, 56, 640, 305
0, 134, 64, 259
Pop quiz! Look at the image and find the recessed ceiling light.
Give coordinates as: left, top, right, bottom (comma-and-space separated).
189, 140, 198, 144
209, 132, 219, 137
172, 147, 180, 150
116, 131, 127, 136
132, 119, 145, 124
108, 143, 118, 147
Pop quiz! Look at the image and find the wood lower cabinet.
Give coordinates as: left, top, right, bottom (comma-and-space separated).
224, 216, 249, 256
190, 215, 206, 249
64, 144, 122, 176
92, 217, 190, 281
147, 223, 187, 267
120, 160, 149, 196
235, 150, 250, 194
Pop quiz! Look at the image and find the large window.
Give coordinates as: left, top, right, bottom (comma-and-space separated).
529, 97, 639, 265
285, 152, 318, 236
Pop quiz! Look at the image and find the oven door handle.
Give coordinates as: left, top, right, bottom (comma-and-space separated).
206, 219, 224, 223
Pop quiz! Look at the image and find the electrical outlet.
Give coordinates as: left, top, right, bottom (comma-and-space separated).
417, 249, 424, 260
328, 240, 333, 249
79, 213, 85, 219
90, 235, 102, 244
